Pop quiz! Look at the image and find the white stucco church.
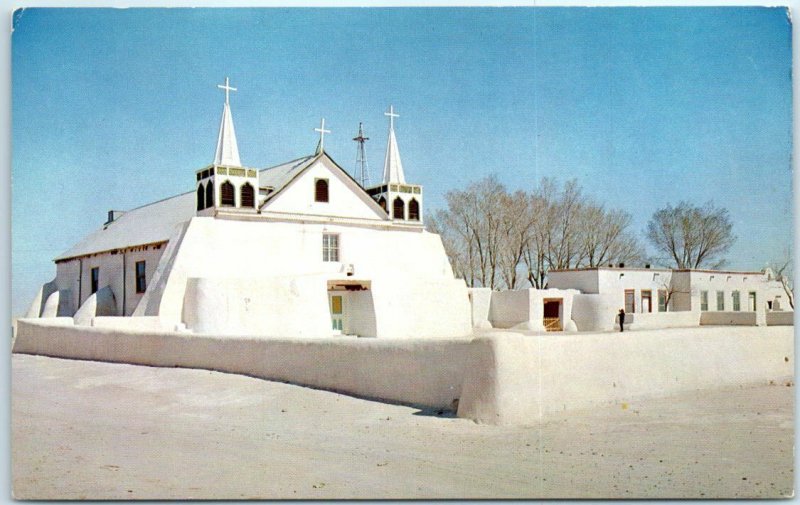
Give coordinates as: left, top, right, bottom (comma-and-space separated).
26, 78, 473, 339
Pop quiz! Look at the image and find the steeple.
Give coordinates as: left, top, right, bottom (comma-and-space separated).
213, 77, 241, 167
382, 105, 406, 185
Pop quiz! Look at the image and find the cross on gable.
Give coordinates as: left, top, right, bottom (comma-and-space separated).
315, 118, 331, 151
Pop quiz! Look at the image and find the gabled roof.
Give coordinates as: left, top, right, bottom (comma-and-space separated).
54, 191, 196, 262
258, 151, 389, 218
55, 151, 390, 263
257, 154, 319, 205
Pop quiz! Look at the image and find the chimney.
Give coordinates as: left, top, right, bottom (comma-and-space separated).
105, 210, 125, 225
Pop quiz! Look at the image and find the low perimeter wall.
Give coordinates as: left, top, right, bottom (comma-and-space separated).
13, 319, 472, 410
13, 320, 794, 426
700, 311, 757, 326
767, 311, 794, 326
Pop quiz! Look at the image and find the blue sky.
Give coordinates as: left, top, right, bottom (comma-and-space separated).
11, 7, 792, 315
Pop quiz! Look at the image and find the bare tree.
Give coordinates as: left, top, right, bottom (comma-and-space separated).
769, 249, 794, 309
578, 205, 643, 267
646, 201, 735, 269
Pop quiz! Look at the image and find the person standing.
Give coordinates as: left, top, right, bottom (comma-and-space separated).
618, 308, 625, 332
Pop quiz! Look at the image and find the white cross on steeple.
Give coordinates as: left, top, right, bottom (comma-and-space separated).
217, 77, 237, 105
315, 118, 331, 152
384, 105, 399, 130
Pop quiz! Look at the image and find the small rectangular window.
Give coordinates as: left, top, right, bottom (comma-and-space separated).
732, 291, 741, 311
748, 291, 757, 311
323, 233, 339, 262
700, 291, 708, 311
91, 267, 99, 294
135, 261, 147, 294
716, 291, 725, 311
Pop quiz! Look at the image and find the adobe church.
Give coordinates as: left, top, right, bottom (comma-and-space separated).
26, 78, 472, 339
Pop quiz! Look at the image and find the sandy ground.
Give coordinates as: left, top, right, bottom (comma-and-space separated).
11, 354, 794, 500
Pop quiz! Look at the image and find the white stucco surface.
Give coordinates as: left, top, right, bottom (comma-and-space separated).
488, 288, 577, 331
14, 321, 793, 426
458, 326, 793, 425
468, 288, 492, 329
700, 311, 758, 326
766, 311, 794, 326
13, 320, 473, 409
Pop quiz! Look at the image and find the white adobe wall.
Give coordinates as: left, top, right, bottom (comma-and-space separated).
467, 288, 492, 329
13, 319, 473, 409
182, 276, 332, 337
458, 326, 794, 425
684, 271, 772, 325
488, 288, 578, 331
571, 293, 621, 331
150, 217, 469, 338
52, 245, 167, 318
547, 270, 599, 294
767, 311, 794, 325
14, 320, 793, 426
596, 268, 674, 313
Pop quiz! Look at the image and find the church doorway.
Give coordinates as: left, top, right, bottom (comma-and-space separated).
329, 293, 344, 334
327, 280, 375, 337
543, 298, 562, 332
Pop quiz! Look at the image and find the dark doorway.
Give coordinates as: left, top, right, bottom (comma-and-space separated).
543, 299, 562, 331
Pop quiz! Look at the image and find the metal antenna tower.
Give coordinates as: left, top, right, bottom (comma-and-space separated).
353, 122, 370, 187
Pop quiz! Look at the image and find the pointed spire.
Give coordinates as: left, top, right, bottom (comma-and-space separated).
382, 105, 405, 185
314, 118, 331, 155
213, 77, 241, 167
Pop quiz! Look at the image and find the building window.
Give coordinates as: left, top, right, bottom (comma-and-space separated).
378, 197, 387, 212
240, 183, 255, 208
220, 181, 235, 207
658, 290, 667, 312
408, 198, 420, 221
732, 291, 741, 311
135, 261, 146, 294
91, 267, 99, 295
700, 291, 708, 311
393, 197, 405, 220
206, 180, 214, 207
323, 233, 339, 262
315, 179, 329, 203
196, 184, 205, 211
748, 291, 757, 311
624, 289, 635, 313
716, 291, 725, 311
641, 290, 652, 313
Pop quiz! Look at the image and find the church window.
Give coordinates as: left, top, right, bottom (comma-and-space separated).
240, 183, 255, 208
393, 197, 405, 220
221, 181, 235, 207
408, 198, 420, 221
206, 180, 214, 207
135, 261, 146, 294
315, 179, 329, 203
378, 197, 387, 212
196, 184, 205, 211
323, 233, 339, 262
90, 267, 99, 295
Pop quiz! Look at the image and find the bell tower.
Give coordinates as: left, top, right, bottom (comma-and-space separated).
365, 105, 424, 224
195, 77, 259, 215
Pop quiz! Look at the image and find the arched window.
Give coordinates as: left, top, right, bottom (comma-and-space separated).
378, 197, 387, 212
240, 183, 255, 208
196, 184, 205, 211
408, 198, 420, 221
221, 180, 235, 207
315, 179, 329, 203
393, 197, 405, 220
206, 180, 214, 207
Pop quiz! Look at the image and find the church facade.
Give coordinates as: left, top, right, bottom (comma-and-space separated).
27, 78, 472, 339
